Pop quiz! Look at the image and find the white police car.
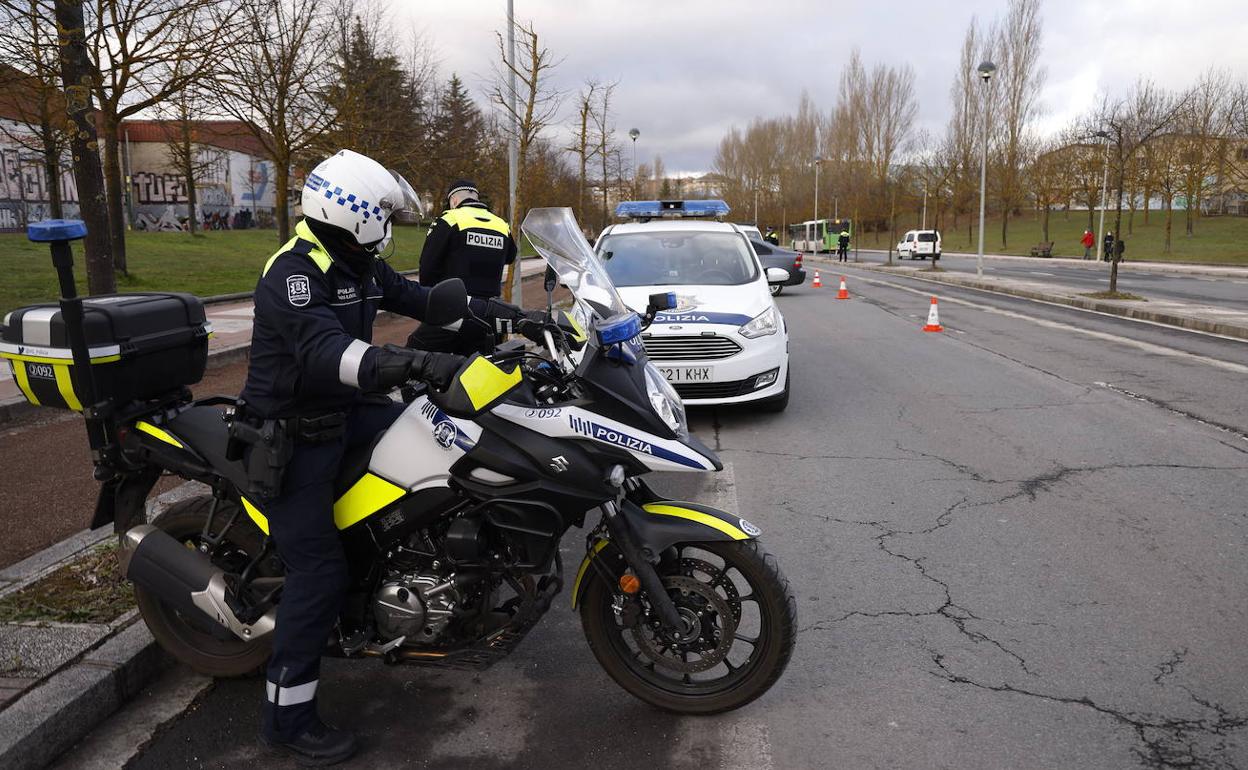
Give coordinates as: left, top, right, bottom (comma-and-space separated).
595, 200, 791, 411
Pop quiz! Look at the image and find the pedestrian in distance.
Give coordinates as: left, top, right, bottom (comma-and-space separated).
1103, 231, 1114, 263
764, 226, 779, 246
837, 229, 850, 262
1081, 229, 1095, 260
407, 180, 519, 355
1113, 237, 1126, 262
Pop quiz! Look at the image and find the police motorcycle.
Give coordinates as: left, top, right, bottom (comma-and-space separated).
2, 209, 796, 715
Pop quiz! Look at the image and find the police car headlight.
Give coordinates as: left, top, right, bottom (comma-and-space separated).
739, 306, 778, 339
644, 363, 687, 436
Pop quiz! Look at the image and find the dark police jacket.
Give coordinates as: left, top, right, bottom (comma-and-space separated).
419, 202, 517, 299
240, 220, 429, 418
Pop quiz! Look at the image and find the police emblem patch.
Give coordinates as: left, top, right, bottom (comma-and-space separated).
466, 231, 504, 250
432, 419, 457, 449
287, 274, 311, 307
738, 518, 762, 537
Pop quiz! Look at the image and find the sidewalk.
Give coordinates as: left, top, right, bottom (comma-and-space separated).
819, 257, 1248, 341
850, 247, 1248, 278
0, 259, 549, 419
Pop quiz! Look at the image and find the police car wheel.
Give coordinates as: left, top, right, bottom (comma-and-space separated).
134, 495, 273, 678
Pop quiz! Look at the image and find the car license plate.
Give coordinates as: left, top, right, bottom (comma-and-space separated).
660, 366, 712, 383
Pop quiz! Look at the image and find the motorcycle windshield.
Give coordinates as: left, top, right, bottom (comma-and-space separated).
521, 208, 629, 321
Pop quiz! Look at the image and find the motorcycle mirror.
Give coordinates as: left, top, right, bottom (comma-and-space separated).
425, 278, 468, 326
647, 292, 676, 312
543, 265, 558, 293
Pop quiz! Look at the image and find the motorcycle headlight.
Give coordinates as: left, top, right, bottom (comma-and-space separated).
644, 363, 687, 436
739, 306, 779, 339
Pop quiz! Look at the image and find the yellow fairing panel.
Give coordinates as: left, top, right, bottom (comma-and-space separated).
642, 503, 749, 540
52, 365, 82, 411
333, 473, 406, 529
136, 420, 184, 448
459, 356, 522, 411
12, 362, 39, 406
242, 497, 269, 535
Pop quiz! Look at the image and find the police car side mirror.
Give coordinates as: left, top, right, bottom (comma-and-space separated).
426, 278, 468, 326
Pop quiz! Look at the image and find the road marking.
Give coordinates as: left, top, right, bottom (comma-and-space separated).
834, 266, 1248, 346
851, 273, 1248, 375
1030, 271, 1056, 276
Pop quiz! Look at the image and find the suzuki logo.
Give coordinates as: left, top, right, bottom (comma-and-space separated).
549, 455, 569, 473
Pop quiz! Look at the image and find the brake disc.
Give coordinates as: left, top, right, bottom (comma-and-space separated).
679, 557, 742, 623
631, 575, 737, 673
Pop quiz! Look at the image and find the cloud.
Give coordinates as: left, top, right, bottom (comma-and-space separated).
399, 0, 1248, 174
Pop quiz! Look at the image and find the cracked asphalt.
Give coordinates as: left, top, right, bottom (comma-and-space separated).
115, 273, 1248, 769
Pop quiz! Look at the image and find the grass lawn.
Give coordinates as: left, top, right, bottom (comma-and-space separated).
856, 210, 1248, 265
0, 225, 428, 315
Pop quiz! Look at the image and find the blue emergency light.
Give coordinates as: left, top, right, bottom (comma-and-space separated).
596, 312, 643, 346
615, 200, 731, 219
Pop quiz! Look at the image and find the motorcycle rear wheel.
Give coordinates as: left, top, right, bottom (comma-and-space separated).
133, 495, 273, 677
580, 539, 796, 714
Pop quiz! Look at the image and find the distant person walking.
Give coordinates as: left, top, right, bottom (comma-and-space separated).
1113, 237, 1125, 262
1103, 231, 1114, 263
837, 229, 850, 262
1081, 229, 1095, 260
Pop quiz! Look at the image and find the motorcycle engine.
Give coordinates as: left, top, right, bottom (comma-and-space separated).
373, 573, 460, 644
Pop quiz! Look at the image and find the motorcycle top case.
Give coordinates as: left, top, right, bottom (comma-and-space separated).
0, 292, 210, 411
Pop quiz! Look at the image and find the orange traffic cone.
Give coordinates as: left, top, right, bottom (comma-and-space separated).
836, 276, 850, 300
922, 296, 943, 332
812, 270, 823, 288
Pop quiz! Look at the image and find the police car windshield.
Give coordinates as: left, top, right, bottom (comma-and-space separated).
597, 232, 759, 287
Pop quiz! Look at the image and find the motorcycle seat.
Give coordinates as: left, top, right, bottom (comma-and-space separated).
167, 406, 251, 495
168, 406, 378, 502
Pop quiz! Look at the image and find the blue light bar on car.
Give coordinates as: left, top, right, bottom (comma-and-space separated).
596, 312, 643, 346
615, 200, 731, 219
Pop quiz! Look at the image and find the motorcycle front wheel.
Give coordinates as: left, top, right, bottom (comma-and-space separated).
580, 539, 796, 714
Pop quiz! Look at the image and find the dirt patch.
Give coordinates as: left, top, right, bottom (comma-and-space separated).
0, 542, 134, 624
1081, 291, 1146, 301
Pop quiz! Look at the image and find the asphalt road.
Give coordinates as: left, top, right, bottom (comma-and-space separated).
853, 250, 1248, 311
118, 275, 1248, 769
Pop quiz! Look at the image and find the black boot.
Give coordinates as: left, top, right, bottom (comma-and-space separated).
261, 719, 358, 766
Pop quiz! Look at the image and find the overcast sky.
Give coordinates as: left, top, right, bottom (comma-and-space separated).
399, 0, 1248, 176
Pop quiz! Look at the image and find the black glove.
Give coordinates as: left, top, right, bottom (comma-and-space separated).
514, 316, 554, 344
371, 345, 464, 392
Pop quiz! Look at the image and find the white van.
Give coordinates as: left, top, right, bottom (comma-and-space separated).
897, 230, 941, 260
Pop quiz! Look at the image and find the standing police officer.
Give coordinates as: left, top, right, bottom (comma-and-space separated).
407, 180, 517, 354
240, 150, 528, 764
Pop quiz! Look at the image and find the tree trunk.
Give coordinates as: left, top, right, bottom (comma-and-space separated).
1000, 208, 1009, 250
100, 118, 127, 273
1185, 197, 1194, 236
1041, 205, 1049, 244
1142, 183, 1151, 226
53, 0, 114, 295
39, 126, 64, 219
274, 157, 291, 243
1109, 164, 1126, 295
1164, 196, 1173, 254
1086, 204, 1094, 232
185, 157, 198, 234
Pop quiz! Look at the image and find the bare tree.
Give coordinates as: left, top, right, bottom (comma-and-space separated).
215, 0, 333, 243
590, 80, 619, 230
1174, 70, 1229, 236
86, 0, 235, 271
992, 0, 1045, 249
490, 18, 562, 233
52, 0, 113, 293
1094, 81, 1186, 293
155, 86, 227, 235
565, 80, 599, 222
0, 0, 70, 219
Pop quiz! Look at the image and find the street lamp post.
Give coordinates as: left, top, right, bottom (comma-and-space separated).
975, 60, 996, 278
1094, 130, 1111, 262
628, 127, 640, 197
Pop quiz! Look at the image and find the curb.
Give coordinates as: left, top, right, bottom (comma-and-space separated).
846, 248, 1248, 278
829, 260, 1248, 342
0, 620, 170, 770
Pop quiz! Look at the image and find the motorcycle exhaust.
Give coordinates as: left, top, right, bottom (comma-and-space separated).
122, 524, 276, 642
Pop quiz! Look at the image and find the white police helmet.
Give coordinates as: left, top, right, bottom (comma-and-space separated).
301, 149, 422, 251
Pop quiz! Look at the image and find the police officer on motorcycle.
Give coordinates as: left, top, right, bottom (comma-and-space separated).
239, 150, 531, 764
406, 180, 518, 354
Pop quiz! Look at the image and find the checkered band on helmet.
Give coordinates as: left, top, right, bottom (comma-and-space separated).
300, 150, 400, 247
